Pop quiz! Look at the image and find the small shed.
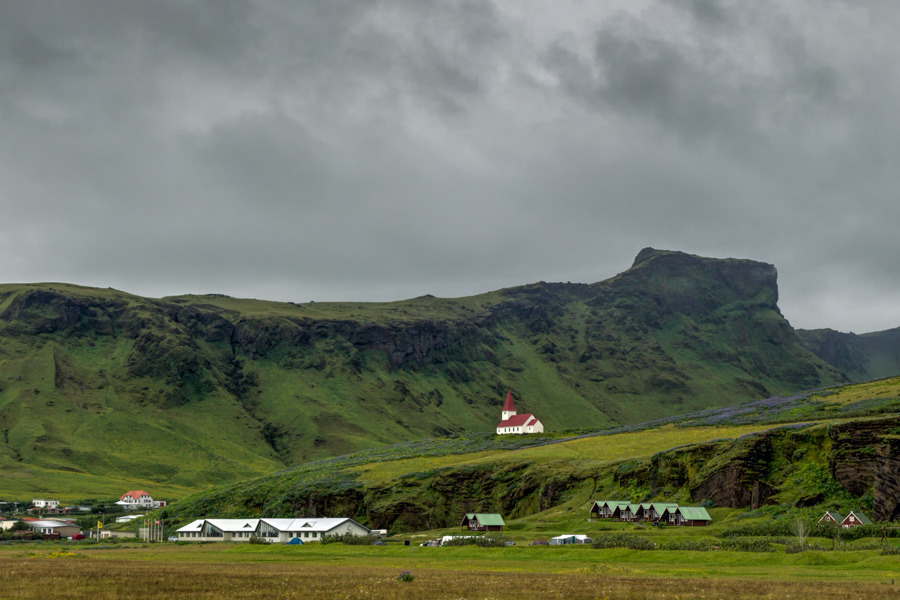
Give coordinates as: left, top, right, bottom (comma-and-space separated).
460, 513, 506, 532
816, 511, 843, 526
840, 511, 872, 528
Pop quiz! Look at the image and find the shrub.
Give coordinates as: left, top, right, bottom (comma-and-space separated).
247, 536, 269, 545
659, 539, 713, 551
397, 570, 415, 582
442, 534, 510, 548
625, 536, 655, 551
717, 522, 793, 538
592, 534, 654, 551
718, 537, 776, 552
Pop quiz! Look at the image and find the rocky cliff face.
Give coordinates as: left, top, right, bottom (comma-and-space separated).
609, 418, 900, 518
829, 417, 900, 521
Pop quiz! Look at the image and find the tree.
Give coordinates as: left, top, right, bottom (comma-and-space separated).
791, 518, 809, 547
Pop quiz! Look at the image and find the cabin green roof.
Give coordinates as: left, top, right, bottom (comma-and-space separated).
677, 507, 712, 521
464, 513, 506, 526
594, 500, 629, 509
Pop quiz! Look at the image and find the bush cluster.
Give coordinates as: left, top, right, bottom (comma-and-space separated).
320, 533, 381, 545
442, 534, 510, 548
717, 537, 777, 553
246, 536, 269, 545
591, 534, 654, 550
658, 539, 713, 551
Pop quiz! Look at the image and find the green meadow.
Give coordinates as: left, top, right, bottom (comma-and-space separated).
1, 539, 898, 599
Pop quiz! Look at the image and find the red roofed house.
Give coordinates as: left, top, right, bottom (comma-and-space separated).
496, 391, 544, 435
116, 490, 166, 511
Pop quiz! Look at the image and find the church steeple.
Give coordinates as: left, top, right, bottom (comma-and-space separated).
501, 391, 516, 421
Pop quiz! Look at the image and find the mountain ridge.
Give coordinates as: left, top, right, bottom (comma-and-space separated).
0, 248, 883, 498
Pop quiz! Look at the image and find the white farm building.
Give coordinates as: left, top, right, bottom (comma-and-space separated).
175, 517, 370, 543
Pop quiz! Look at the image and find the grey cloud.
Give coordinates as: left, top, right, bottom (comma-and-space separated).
545, 4, 844, 154
1, 0, 899, 333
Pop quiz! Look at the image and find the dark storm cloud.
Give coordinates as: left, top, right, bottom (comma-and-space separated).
545, 3, 842, 152
1, 0, 899, 332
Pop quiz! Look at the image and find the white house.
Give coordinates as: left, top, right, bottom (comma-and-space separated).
32, 499, 59, 509
550, 534, 593, 545
116, 490, 166, 510
175, 517, 370, 543
496, 391, 544, 435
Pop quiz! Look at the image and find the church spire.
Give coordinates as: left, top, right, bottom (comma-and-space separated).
501, 391, 516, 421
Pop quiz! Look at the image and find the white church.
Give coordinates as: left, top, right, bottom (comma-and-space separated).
496, 391, 544, 435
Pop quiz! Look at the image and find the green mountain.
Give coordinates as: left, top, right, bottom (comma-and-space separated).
796, 327, 900, 382
0, 249, 849, 498
162, 377, 900, 529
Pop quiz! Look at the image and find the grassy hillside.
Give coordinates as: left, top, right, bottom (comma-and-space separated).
161, 376, 900, 529
0, 249, 853, 498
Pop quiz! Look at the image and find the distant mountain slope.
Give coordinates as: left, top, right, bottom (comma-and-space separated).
0, 249, 846, 497
796, 327, 900, 382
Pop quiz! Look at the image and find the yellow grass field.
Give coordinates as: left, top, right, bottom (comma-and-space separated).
2, 542, 898, 600
350, 422, 809, 485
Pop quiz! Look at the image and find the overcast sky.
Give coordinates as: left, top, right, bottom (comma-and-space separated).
1, 1, 898, 333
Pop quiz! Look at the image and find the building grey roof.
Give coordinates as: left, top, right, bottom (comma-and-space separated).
261, 518, 367, 533
175, 519, 206, 533
27, 520, 77, 529
176, 517, 369, 534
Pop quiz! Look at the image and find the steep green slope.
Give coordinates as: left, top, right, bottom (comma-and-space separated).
797, 327, 900, 382
0, 249, 847, 497
162, 376, 900, 530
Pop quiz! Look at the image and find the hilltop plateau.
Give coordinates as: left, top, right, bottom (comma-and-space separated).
0, 248, 887, 497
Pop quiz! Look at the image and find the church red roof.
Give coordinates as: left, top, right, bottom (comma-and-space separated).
497, 413, 537, 428
502, 391, 516, 412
